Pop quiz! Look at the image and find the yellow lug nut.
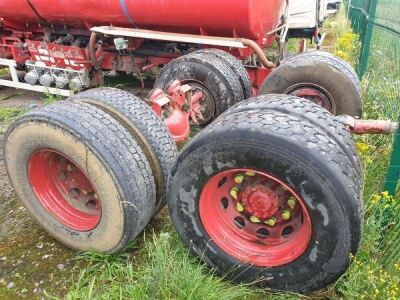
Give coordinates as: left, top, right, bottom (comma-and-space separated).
234, 174, 245, 184
236, 202, 244, 212
230, 188, 239, 200
282, 210, 292, 221
265, 217, 277, 227
287, 197, 297, 210
250, 215, 261, 223
245, 171, 256, 177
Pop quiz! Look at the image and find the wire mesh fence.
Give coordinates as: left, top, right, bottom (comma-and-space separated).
346, 0, 400, 266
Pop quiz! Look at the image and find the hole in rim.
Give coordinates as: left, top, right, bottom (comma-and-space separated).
218, 177, 227, 188
69, 188, 81, 198
85, 199, 98, 210
58, 171, 68, 181
220, 197, 229, 210
256, 228, 270, 239
234, 217, 245, 229
282, 226, 293, 236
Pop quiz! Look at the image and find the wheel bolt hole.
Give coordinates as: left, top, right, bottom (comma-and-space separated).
85, 199, 97, 210
69, 188, 81, 198
218, 177, 227, 188
256, 228, 270, 239
234, 217, 245, 229
220, 197, 229, 210
282, 226, 293, 236
58, 171, 68, 181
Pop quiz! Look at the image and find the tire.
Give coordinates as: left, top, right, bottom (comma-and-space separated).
168, 109, 363, 293
69, 87, 178, 214
154, 52, 244, 125
258, 52, 363, 117
4, 101, 155, 253
194, 48, 253, 99
220, 94, 364, 191
301, 51, 362, 95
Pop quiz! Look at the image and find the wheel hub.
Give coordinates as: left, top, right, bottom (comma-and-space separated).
199, 169, 312, 267
28, 149, 101, 231
240, 185, 279, 219
288, 86, 334, 113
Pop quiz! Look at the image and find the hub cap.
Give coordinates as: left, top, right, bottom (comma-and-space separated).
199, 169, 312, 267
28, 149, 101, 231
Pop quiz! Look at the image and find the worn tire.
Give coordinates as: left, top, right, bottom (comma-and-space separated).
168, 109, 363, 293
258, 52, 363, 117
221, 94, 364, 191
301, 51, 362, 95
69, 87, 178, 214
194, 48, 253, 99
5, 101, 155, 253
154, 52, 244, 125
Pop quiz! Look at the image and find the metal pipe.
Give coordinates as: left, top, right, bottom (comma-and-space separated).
238, 38, 276, 68
337, 115, 399, 134
89, 32, 98, 67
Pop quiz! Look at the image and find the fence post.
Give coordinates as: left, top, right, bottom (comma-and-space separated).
358, 0, 378, 77
385, 127, 400, 195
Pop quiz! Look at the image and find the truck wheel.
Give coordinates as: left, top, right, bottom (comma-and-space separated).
168, 109, 363, 293
258, 52, 362, 117
221, 94, 364, 191
69, 88, 177, 214
194, 48, 253, 99
4, 102, 156, 253
154, 52, 244, 125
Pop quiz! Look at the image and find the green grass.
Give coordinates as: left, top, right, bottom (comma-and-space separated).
0, 107, 25, 123
0, 68, 9, 76
61, 8, 399, 300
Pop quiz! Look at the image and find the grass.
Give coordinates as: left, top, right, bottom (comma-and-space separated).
0, 107, 25, 123
57, 8, 399, 300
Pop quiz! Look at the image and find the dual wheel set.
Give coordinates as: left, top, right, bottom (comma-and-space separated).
5, 50, 364, 293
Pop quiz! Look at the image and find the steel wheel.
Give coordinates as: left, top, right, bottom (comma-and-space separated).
287, 84, 335, 113
28, 149, 101, 231
199, 169, 312, 267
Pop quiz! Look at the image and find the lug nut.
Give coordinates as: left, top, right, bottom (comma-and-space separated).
234, 174, 244, 184
245, 171, 256, 177
67, 164, 73, 172
287, 197, 297, 209
230, 187, 239, 200
236, 202, 244, 212
282, 210, 292, 221
265, 216, 277, 227
250, 215, 261, 223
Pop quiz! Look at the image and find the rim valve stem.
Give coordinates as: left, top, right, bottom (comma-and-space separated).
234, 174, 245, 184
282, 210, 292, 221
265, 216, 277, 227
230, 187, 239, 200
287, 197, 297, 209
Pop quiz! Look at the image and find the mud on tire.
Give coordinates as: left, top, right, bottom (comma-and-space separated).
5, 101, 156, 253
258, 51, 363, 117
70, 87, 178, 214
168, 105, 363, 293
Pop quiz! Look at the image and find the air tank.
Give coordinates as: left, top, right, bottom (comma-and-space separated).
0, 0, 286, 40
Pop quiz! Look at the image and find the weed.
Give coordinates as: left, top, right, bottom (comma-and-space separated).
0, 107, 25, 123
42, 93, 64, 105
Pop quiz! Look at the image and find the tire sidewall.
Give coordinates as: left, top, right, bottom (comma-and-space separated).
258, 60, 362, 117
5, 121, 129, 253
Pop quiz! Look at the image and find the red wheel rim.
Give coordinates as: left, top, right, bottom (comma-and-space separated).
199, 169, 312, 267
289, 86, 334, 113
28, 149, 101, 231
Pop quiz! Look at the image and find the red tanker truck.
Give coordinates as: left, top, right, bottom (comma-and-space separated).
1, 0, 395, 294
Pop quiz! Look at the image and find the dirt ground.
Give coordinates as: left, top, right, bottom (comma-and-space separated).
0, 82, 151, 299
